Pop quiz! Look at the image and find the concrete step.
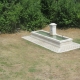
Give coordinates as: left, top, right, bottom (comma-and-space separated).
22, 36, 80, 53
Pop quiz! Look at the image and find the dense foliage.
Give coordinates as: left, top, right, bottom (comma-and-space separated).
20, 0, 48, 31
0, 0, 80, 33
0, 0, 48, 33
41, 0, 80, 28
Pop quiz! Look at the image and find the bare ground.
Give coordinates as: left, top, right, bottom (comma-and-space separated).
0, 27, 80, 80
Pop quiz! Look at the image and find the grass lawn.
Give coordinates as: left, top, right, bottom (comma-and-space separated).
0, 28, 80, 80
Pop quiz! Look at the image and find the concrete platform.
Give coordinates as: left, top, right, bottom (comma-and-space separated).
22, 36, 80, 53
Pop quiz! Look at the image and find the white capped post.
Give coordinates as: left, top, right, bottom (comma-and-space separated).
49, 23, 57, 35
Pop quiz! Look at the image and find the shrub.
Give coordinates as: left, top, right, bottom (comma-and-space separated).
0, 0, 80, 33
20, 0, 49, 31
0, 1, 22, 33
41, 0, 80, 28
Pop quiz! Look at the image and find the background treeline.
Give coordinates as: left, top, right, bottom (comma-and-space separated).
0, 0, 80, 33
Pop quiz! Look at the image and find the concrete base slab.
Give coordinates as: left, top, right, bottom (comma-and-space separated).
22, 36, 80, 53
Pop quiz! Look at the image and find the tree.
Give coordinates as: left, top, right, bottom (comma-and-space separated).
0, 0, 22, 33
20, 0, 48, 31
41, 0, 80, 28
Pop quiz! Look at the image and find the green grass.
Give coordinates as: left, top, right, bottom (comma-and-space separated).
0, 32, 80, 80
28, 67, 37, 72
0, 68, 5, 72
73, 39, 80, 44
